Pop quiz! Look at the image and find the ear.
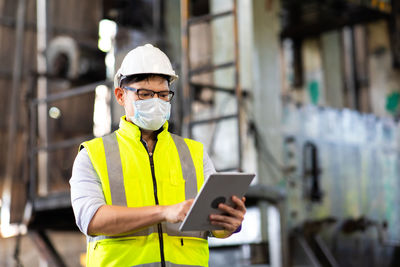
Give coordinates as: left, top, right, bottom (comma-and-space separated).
114, 87, 125, 106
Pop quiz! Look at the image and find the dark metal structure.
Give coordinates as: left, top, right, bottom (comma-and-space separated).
280, 0, 394, 112
27, 77, 111, 266
0, 0, 105, 265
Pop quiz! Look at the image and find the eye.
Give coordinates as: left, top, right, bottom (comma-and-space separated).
139, 90, 153, 97
159, 92, 169, 98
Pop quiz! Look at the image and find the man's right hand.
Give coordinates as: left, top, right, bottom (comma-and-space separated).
162, 199, 194, 223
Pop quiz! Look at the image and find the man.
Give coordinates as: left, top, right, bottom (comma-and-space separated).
70, 44, 246, 267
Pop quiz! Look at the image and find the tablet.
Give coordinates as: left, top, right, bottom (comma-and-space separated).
179, 173, 255, 231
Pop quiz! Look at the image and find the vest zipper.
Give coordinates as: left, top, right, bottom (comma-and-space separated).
142, 140, 166, 267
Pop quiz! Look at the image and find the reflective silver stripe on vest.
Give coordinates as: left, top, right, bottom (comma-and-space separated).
170, 134, 197, 199
102, 132, 126, 206
132, 261, 203, 267
168, 134, 207, 239
88, 222, 207, 242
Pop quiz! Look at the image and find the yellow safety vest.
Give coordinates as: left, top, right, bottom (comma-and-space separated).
81, 116, 209, 267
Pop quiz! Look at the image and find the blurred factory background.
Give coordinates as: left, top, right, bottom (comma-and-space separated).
0, 0, 399, 266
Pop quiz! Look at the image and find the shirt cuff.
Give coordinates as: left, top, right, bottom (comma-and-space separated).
233, 224, 242, 233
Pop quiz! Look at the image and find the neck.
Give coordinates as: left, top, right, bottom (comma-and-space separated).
141, 129, 156, 143
141, 129, 157, 153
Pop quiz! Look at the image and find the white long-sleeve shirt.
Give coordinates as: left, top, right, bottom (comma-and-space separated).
69, 147, 216, 235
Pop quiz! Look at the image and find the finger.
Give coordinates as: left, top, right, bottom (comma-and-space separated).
184, 199, 194, 210
217, 203, 241, 218
186, 199, 194, 206
210, 220, 239, 232
209, 213, 242, 230
232, 196, 246, 212
218, 203, 245, 220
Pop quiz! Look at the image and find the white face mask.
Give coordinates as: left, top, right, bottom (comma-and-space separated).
129, 98, 171, 131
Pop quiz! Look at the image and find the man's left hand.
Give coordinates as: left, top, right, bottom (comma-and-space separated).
209, 195, 246, 237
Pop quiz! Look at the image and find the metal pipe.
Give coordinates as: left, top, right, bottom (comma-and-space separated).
268, 205, 283, 267
180, 0, 191, 137
29, 230, 67, 267
33, 134, 93, 153
32, 80, 110, 104
36, 0, 49, 196
189, 82, 237, 94
0, 15, 97, 38
189, 114, 237, 126
216, 167, 238, 172
153, 0, 161, 44
233, 0, 243, 171
314, 235, 340, 267
29, 102, 37, 203
188, 61, 235, 76
1, 0, 26, 232
350, 26, 361, 110
343, 27, 357, 110
188, 10, 233, 25
296, 234, 322, 267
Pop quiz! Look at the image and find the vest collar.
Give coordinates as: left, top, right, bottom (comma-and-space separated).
118, 115, 169, 141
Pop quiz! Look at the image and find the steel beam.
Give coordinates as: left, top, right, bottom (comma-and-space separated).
233, 0, 243, 171
29, 230, 67, 267
190, 82, 236, 94
188, 10, 233, 25
32, 80, 110, 104
33, 134, 93, 153
180, 0, 191, 137
189, 61, 235, 76
36, 0, 49, 196
189, 114, 237, 126
1, 0, 26, 231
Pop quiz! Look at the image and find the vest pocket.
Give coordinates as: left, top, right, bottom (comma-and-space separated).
95, 236, 137, 246
87, 235, 161, 267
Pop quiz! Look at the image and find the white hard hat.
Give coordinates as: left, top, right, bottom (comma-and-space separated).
114, 44, 178, 88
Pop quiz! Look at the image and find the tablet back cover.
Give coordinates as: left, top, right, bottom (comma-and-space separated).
179, 173, 255, 231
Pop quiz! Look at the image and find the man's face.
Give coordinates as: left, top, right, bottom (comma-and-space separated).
115, 75, 169, 122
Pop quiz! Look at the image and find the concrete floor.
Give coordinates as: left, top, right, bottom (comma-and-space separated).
0, 231, 86, 267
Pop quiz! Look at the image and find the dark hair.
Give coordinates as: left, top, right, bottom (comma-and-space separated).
120, 73, 171, 87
